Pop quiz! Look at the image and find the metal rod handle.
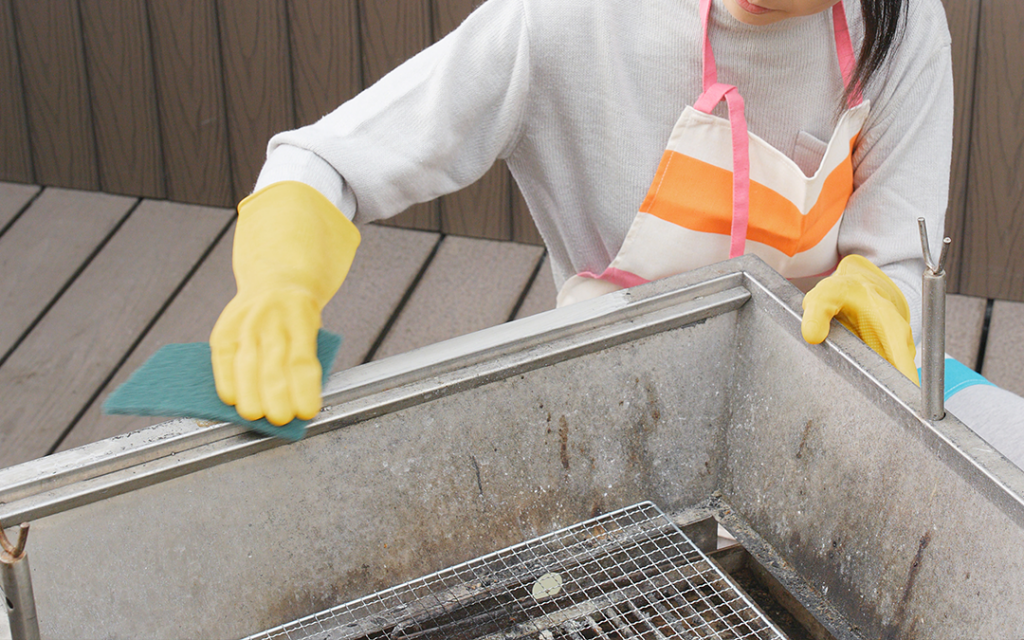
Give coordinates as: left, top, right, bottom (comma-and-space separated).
1, 522, 40, 640
918, 218, 950, 421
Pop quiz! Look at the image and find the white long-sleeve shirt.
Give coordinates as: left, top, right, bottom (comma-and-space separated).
256, 0, 954, 340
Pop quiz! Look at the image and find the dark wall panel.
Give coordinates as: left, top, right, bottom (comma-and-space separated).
289, 0, 362, 128
360, 0, 439, 232
960, 0, 1024, 300
941, 0, 981, 293
12, 0, 98, 190
219, 0, 294, 201
433, 0, 511, 241
148, 0, 232, 207
80, 0, 165, 199
0, 0, 32, 183
512, 179, 543, 246
432, 0, 512, 240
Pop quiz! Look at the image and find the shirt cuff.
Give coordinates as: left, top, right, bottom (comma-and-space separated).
254, 144, 357, 220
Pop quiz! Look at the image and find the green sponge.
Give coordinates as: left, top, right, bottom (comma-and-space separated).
103, 330, 341, 441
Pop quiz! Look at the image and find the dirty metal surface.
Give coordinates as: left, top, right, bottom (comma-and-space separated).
246, 502, 786, 640
722, 271, 1024, 640
0, 267, 747, 639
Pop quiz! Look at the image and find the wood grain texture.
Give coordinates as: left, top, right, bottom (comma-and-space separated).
959, 0, 1024, 301
0, 0, 32, 183
373, 235, 543, 360
60, 209, 237, 450
148, 0, 233, 206
513, 254, 557, 320
940, 0, 981, 293
0, 181, 39, 232
218, 0, 294, 201
981, 299, 1024, 396
0, 188, 136, 360
0, 199, 233, 467
11, 0, 98, 190
288, 0, 362, 127
323, 224, 440, 369
360, 0, 439, 231
433, 0, 511, 240
511, 177, 543, 245
439, 164, 512, 240
80, 0, 165, 198
431, 0, 479, 35
945, 293, 986, 369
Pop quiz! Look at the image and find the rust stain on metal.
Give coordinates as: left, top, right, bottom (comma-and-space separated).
558, 415, 570, 472
622, 378, 662, 491
469, 455, 484, 497
795, 419, 815, 460
883, 530, 932, 640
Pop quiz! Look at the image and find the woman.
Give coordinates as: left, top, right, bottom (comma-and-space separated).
211, 0, 951, 427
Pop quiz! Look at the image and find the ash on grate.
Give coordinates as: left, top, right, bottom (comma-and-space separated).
247, 502, 787, 640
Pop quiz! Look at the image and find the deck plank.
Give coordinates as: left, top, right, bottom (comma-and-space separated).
59, 222, 439, 450
324, 224, 441, 369
981, 299, 1024, 396
0, 200, 232, 467
513, 255, 557, 320
59, 218, 238, 449
945, 294, 987, 369
0, 181, 40, 230
0, 188, 136, 360
373, 236, 544, 360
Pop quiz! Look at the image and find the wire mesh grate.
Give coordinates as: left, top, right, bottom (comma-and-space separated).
245, 502, 787, 640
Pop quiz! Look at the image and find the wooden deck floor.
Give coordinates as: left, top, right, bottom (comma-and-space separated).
2, 181, 1023, 471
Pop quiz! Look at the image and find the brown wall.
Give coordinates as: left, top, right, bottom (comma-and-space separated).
0, 0, 1021, 297
942, 0, 1024, 301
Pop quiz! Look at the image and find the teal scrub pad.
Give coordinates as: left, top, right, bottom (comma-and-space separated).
103, 330, 342, 442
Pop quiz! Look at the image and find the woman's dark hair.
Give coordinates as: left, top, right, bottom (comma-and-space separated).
851, 0, 908, 97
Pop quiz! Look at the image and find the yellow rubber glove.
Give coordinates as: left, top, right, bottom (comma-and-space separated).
210, 181, 360, 425
801, 254, 919, 384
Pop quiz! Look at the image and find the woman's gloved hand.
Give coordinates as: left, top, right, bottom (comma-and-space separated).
210, 181, 360, 426
801, 254, 919, 384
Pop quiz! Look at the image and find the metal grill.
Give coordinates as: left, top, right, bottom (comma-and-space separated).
246, 503, 786, 640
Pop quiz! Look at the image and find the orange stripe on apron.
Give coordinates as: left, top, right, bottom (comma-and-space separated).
557, 0, 870, 308
642, 136, 857, 258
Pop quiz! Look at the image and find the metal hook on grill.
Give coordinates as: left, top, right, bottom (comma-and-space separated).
918, 218, 952, 421
0, 523, 29, 560
1, 520, 40, 640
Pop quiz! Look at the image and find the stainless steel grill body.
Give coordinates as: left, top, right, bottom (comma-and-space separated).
1, 256, 1022, 639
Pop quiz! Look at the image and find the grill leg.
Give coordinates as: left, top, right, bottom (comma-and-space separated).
1, 523, 40, 640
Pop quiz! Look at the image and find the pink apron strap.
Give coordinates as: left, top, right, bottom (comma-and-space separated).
695, 0, 859, 260
697, 0, 749, 258
832, 3, 862, 107
700, 0, 718, 90
694, 83, 750, 259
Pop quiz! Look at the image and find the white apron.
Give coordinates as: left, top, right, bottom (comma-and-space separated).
558, 0, 870, 307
